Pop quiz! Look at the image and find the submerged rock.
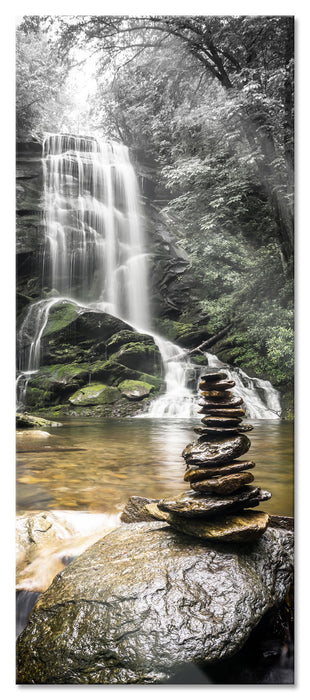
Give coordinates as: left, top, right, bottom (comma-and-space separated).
16, 521, 293, 684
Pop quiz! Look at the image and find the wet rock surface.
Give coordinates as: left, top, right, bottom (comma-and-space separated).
190, 471, 255, 495
157, 486, 271, 518
182, 434, 251, 466
16, 520, 293, 685
184, 460, 256, 481
161, 510, 269, 542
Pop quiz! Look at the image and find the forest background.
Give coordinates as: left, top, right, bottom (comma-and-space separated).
15, 11, 295, 413
2, 0, 310, 696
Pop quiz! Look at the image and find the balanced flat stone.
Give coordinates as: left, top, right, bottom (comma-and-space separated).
198, 397, 244, 409
195, 425, 253, 440
182, 434, 251, 466
198, 407, 246, 418
163, 510, 270, 543
201, 416, 243, 427
157, 486, 271, 518
200, 390, 232, 399
195, 427, 246, 438
199, 379, 235, 391
200, 370, 228, 382
184, 460, 255, 482
190, 471, 255, 495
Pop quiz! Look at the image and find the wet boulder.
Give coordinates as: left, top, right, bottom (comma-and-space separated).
17, 520, 293, 684
118, 379, 155, 400
69, 383, 120, 406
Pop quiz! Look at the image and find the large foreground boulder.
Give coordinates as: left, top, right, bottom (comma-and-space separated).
17, 520, 293, 684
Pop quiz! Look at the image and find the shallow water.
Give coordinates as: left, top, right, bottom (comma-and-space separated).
16, 417, 294, 517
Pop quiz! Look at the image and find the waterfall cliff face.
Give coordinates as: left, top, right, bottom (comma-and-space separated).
17, 135, 151, 392
42, 134, 149, 329
16, 133, 281, 419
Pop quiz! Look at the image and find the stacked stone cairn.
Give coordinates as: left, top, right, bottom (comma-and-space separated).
146, 369, 272, 542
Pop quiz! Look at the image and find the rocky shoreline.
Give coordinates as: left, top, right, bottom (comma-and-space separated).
16, 371, 294, 684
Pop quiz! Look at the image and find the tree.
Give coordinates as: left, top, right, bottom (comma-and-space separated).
16, 23, 73, 139
44, 14, 293, 273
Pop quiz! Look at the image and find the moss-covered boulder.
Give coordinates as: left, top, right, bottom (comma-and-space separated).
118, 379, 154, 400
69, 383, 120, 406
110, 341, 162, 376
106, 330, 154, 355
21, 358, 165, 413
40, 310, 135, 366
16, 413, 62, 429
42, 302, 79, 337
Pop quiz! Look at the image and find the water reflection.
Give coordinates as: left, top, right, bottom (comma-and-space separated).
16, 418, 293, 517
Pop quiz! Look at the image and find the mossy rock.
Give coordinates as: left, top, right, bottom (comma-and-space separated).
118, 379, 155, 401
190, 354, 209, 366
110, 342, 162, 376
153, 319, 193, 342
42, 302, 79, 337
22, 360, 164, 411
16, 413, 62, 429
25, 364, 88, 407
40, 311, 135, 366
175, 325, 211, 348
106, 330, 154, 355
69, 383, 120, 406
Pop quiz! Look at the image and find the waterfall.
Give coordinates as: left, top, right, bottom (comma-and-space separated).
146, 344, 281, 420
148, 337, 199, 418
17, 132, 281, 420
42, 134, 149, 329
16, 134, 150, 407
204, 352, 281, 419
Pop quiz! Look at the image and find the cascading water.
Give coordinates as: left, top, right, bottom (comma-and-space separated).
42, 134, 149, 327
16, 132, 281, 419
147, 336, 199, 418
16, 134, 150, 407
204, 352, 281, 419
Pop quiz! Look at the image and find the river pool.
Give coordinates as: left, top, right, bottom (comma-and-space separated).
16, 417, 294, 517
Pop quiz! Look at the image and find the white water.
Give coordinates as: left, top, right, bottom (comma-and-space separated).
17, 132, 281, 419
205, 352, 281, 419
17, 135, 150, 406
148, 336, 198, 417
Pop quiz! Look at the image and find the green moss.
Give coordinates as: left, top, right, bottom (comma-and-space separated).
153, 319, 193, 342
69, 383, 121, 406
42, 302, 78, 337
110, 341, 162, 375
190, 354, 209, 365
106, 330, 154, 355
118, 379, 154, 400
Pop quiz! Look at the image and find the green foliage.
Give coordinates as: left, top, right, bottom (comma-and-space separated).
16, 27, 65, 138
17, 15, 294, 392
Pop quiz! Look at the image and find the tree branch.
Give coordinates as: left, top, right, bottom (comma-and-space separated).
166, 323, 233, 362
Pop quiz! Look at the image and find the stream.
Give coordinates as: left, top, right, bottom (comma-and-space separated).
17, 416, 293, 517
